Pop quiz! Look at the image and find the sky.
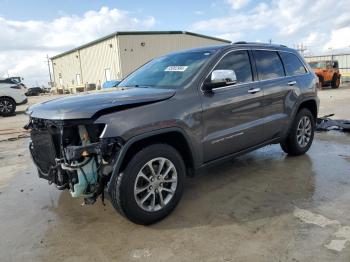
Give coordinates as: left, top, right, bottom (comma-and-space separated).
0, 0, 349, 86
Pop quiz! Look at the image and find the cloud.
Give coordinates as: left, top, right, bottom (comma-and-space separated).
226, 0, 250, 10
324, 27, 350, 50
191, 0, 350, 54
194, 10, 204, 15
217, 32, 243, 42
0, 6, 155, 86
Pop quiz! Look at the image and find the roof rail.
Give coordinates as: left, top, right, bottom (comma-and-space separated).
232, 41, 289, 48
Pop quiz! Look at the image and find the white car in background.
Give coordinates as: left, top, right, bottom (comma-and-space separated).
0, 82, 28, 116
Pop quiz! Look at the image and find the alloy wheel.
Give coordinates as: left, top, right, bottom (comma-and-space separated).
0, 99, 13, 113
296, 116, 312, 147
134, 157, 178, 212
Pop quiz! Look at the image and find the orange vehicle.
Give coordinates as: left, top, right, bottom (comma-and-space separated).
309, 60, 341, 88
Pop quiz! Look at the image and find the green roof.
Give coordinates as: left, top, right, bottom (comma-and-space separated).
51, 31, 231, 59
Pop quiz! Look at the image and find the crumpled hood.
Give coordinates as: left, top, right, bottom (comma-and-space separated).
27, 87, 175, 120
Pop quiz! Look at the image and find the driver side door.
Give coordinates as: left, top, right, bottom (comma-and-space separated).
200, 49, 265, 162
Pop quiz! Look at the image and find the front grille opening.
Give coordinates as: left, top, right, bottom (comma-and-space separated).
30, 118, 106, 168
31, 129, 57, 174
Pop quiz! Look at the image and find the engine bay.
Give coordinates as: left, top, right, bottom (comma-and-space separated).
26, 117, 121, 204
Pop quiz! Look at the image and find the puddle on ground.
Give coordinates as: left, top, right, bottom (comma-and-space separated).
0, 133, 350, 261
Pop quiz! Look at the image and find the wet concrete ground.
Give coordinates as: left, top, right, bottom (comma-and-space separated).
0, 87, 350, 261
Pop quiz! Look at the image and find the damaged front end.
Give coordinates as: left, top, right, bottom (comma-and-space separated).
26, 117, 122, 204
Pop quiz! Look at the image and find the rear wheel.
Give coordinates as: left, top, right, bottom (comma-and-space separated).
110, 144, 185, 225
0, 97, 16, 116
331, 75, 340, 89
281, 108, 315, 156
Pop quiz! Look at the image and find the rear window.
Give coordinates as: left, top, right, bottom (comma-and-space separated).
253, 50, 285, 80
280, 52, 307, 76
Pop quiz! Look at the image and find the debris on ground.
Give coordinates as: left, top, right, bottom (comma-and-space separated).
316, 114, 350, 132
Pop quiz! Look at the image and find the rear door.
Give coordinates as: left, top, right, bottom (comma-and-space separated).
201, 49, 265, 162
252, 50, 297, 141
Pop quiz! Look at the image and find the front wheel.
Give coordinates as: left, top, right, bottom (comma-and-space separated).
331, 75, 340, 89
110, 144, 185, 225
281, 108, 315, 156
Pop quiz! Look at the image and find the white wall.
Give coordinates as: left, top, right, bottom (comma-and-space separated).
79, 36, 121, 87
52, 51, 81, 89
52, 33, 229, 89
118, 34, 227, 78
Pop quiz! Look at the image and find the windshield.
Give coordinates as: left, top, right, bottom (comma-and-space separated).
119, 51, 214, 89
309, 61, 326, 69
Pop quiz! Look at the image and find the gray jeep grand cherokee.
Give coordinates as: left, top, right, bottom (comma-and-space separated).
26, 42, 319, 224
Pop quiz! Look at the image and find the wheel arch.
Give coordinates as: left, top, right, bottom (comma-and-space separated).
0, 96, 16, 103
298, 99, 318, 121
282, 98, 318, 140
108, 128, 196, 195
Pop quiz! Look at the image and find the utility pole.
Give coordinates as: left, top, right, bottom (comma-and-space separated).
296, 43, 307, 56
328, 47, 333, 61
46, 54, 53, 87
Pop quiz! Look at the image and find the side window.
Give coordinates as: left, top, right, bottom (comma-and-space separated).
280, 52, 307, 76
213, 50, 253, 84
253, 50, 285, 80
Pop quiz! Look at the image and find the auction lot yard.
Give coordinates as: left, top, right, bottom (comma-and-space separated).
1, 86, 350, 262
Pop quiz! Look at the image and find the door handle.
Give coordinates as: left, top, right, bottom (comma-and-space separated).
248, 88, 261, 94
288, 81, 297, 86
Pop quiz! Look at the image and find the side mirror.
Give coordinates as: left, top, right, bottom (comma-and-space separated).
102, 80, 121, 89
203, 69, 237, 91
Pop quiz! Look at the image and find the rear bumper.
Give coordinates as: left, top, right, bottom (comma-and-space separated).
17, 98, 28, 105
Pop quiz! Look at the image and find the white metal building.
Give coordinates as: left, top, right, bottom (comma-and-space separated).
51, 31, 230, 93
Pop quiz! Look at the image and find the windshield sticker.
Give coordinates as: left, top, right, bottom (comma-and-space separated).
165, 66, 188, 72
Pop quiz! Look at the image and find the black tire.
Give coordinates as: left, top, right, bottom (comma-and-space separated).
280, 108, 315, 156
0, 97, 16, 116
331, 74, 340, 89
110, 144, 185, 225
318, 75, 324, 88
